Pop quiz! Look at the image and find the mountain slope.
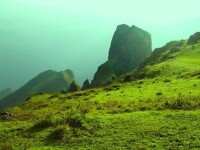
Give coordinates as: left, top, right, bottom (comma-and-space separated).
0, 88, 12, 100
0, 69, 76, 111
119, 39, 200, 83
0, 34, 200, 149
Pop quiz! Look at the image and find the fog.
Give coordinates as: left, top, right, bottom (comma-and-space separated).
1, 0, 200, 91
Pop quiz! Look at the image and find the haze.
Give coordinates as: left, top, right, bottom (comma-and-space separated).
1, 0, 200, 92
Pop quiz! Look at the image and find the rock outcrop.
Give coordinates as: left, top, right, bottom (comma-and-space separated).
91, 24, 152, 87
187, 32, 200, 45
67, 81, 81, 92
0, 88, 12, 100
0, 69, 77, 110
81, 79, 91, 90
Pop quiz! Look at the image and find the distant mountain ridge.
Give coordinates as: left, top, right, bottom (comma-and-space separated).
0, 69, 77, 110
0, 88, 12, 100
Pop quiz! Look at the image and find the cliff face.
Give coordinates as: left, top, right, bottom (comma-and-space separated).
109, 24, 152, 71
91, 24, 152, 87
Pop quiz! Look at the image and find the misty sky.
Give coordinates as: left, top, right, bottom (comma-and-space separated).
1, 0, 200, 92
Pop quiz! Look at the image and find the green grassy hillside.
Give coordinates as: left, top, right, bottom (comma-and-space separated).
0, 40, 200, 149
0, 69, 75, 111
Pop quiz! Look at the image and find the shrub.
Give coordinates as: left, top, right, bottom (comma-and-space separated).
47, 126, 66, 141
32, 115, 63, 130
156, 92, 163, 96
48, 94, 59, 99
0, 144, 13, 150
103, 100, 121, 109
161, 95, 199, 110
123, 75, 132, 82
171, 98, 191, 110
138, 81, 144, 84
65, 105, 85, 129
164, 79, 171, 83
139, 105, 153, 111
103, 86, 113, 91
67, 118, 83, 128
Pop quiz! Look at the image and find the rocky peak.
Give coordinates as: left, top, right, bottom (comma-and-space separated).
91, 24, 152, 87
67, 81, 80, 93
108, 24, 152, 72
81, 79, 91, 90
109, 24, 130, 59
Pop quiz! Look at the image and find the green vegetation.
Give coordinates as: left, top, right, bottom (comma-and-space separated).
0, 69, 76, 111
0, 40, 200, 149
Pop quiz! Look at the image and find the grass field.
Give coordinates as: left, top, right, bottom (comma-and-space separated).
0, 41, 200, 149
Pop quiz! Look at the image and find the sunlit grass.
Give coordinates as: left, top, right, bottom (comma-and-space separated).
0, 41, 200, 149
